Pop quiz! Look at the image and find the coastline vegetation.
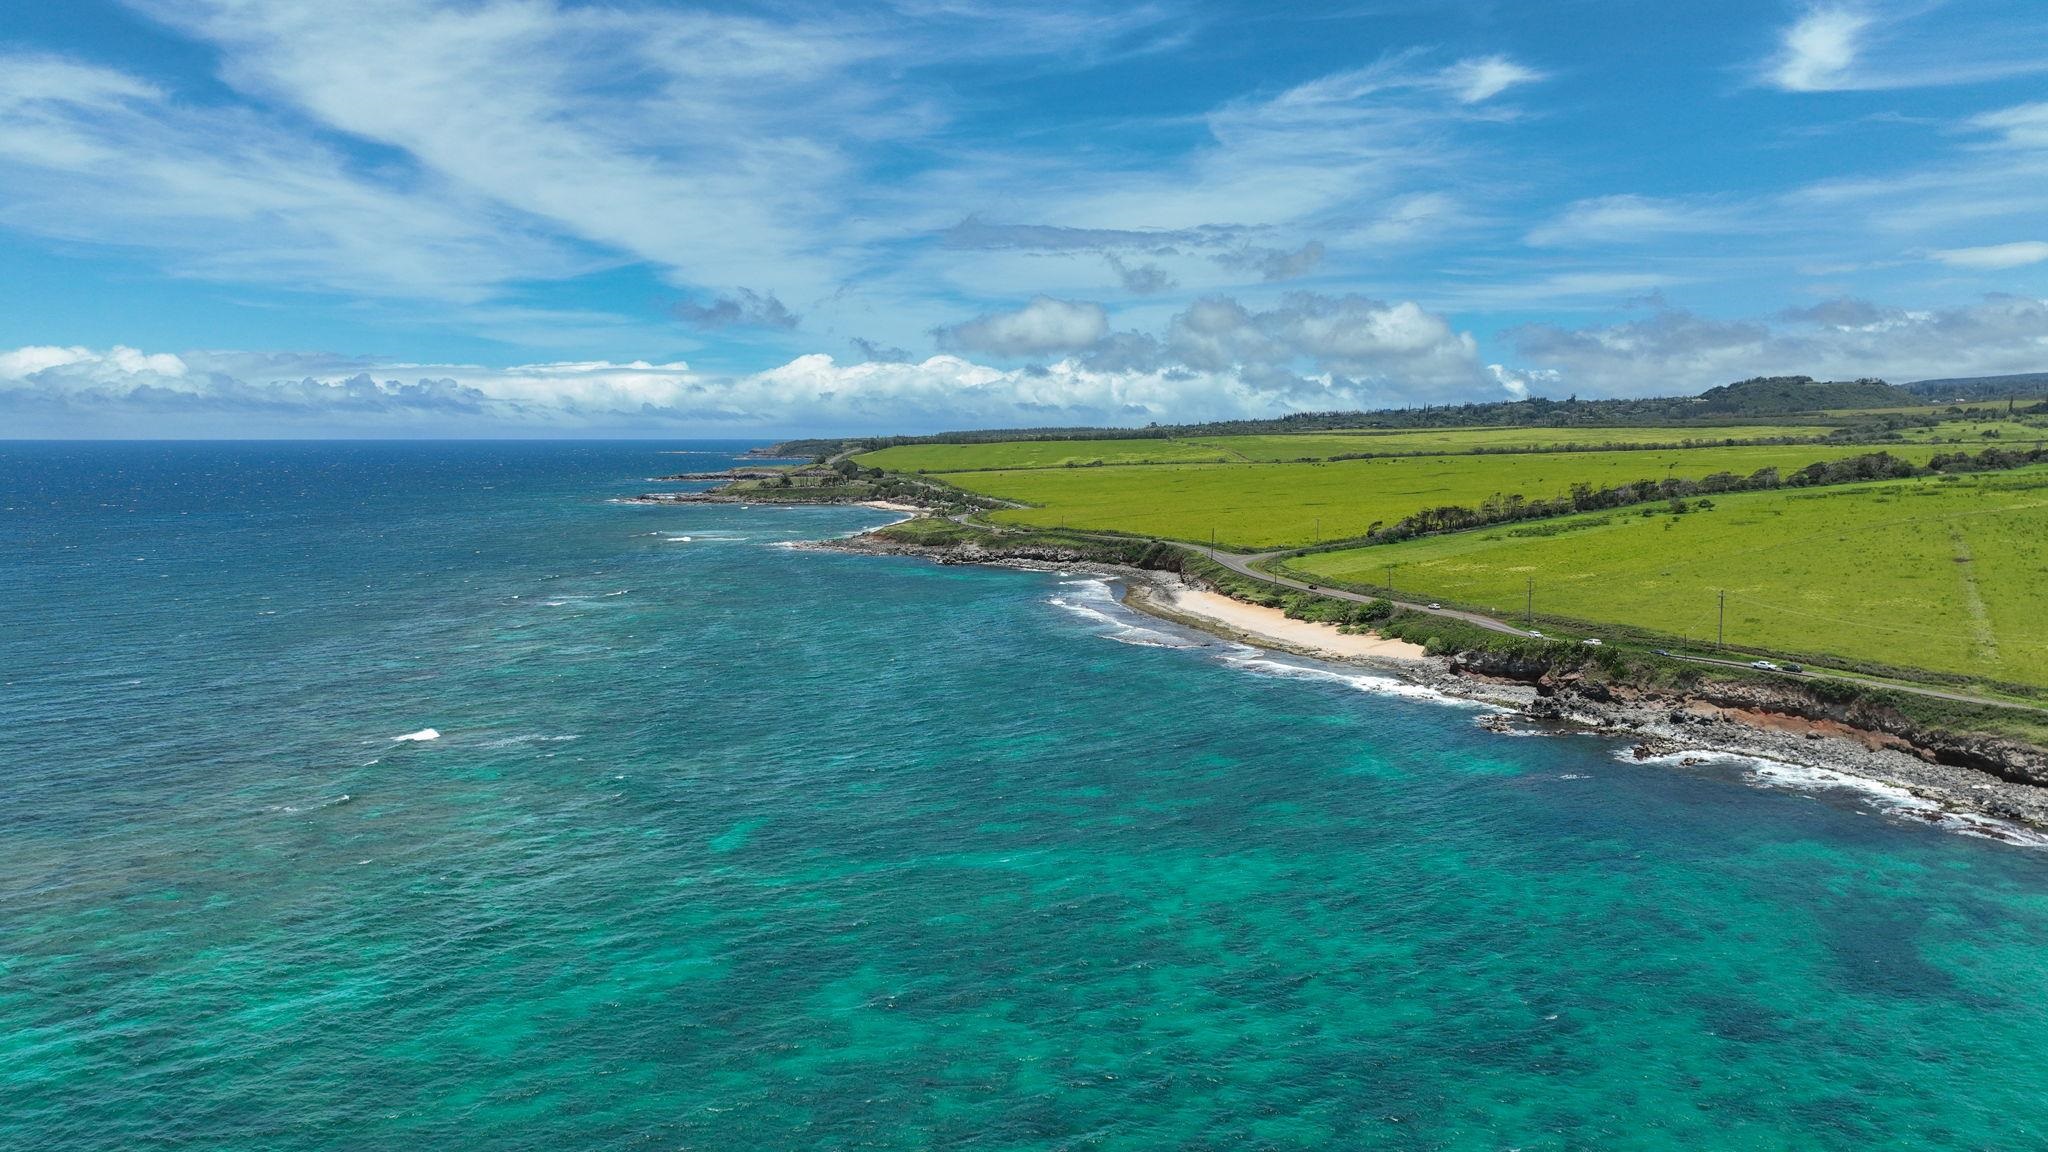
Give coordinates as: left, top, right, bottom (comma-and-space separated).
864, 515, 2048, 749
855, 424, 1842, 471
765, 375, 2048, 753
925, 442, 1956, 550
1282, 466, 2048, 690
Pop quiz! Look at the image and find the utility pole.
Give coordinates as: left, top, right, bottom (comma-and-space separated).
1717, 590, 1726, 650
1209, 528, 1216, 560
1384, 563, 1395, 595
1314, 516, 1320, 544
1526, 577, 1534, 626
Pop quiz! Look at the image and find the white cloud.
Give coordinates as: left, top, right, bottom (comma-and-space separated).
1763, 5, 2048, 93
1161, 293, 1487, 398
1770, 6, 1869, 92
935, 50, 1543, 272
1487, 364, 1559, 398
125, 0, 908, 301
1525, 195, 1734, 247
1971, 102, 2048, 150
1440, 55, 1546, 104
0, 50, 593, 303
934, 297, 1111, 357
1214, 241, 1325, 282
1929, 241, 2048, 270
1510, 296, 2048, 395
1, 287, 1497, 433
0, 340, 1472, 436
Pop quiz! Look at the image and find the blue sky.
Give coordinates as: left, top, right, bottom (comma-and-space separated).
3, 0, 2046, 436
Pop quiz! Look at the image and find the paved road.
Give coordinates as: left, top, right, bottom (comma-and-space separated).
936, 517, 2047, 716
1653, 651, 2048, 713
1205, 545, 2048, 714
1200, 546, 1531, 637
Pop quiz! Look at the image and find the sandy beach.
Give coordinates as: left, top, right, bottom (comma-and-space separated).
1132, 581, 1427, 662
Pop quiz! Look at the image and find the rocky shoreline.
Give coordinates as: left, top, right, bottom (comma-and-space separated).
821, 530, 2048, 840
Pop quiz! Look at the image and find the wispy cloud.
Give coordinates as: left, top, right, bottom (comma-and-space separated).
1525, 196, 1737, 248
1763, 2, 2048, 92
1929, 241, 2048, 270
1768, 6, 1870, 92
1971, 102, 2048, 149
1511, 295, 2048, 394
0, 50, 593, 303
1440, 55, 1546, 104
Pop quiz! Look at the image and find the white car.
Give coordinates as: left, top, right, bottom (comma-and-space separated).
1749, 660, 1777, 671
1527, 629, 1544, 638
1581, 638, 1603, 646
1427, 602, 1442, 610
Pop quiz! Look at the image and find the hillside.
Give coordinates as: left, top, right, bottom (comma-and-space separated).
1693, 375, 1916, 413
1906, 373, 2048, 402
771, 374, 1921, 456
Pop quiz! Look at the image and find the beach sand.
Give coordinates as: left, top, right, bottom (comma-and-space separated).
1138, 583, 1427, 662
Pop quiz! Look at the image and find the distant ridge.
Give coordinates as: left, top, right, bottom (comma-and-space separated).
1905, 372, 2048, 401
1693, 375, 1914, 413
767, 373, 2026, 457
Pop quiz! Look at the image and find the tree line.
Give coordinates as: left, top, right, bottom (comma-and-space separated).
1309, 444, 2048, 550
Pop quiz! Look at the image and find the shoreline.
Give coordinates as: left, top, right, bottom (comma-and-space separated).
817, 530, 2048, 841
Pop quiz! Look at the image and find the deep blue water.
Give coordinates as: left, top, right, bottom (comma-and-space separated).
5, 440, 2048, 1150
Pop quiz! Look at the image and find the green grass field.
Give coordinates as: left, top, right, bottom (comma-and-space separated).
857, 438, 1236, 470
1284, 469, 2048, 688
938, 443, 1948, 550
1889, 418, 2048, 444
857, 423, 1837, 471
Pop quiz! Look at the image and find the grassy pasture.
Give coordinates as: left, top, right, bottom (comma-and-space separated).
857, 423, 1836, 472
1285, 469, 2048, 688
856, 438, 1235, 470
1187, 425, 1835, 461
939, 443, 1948, 550
1888, 419, 2048, 444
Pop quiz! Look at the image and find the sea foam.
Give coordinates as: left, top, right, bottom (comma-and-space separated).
1624, 748, 2048, 848
392, 728, 441, 742
1217, 645, 1490, 707
1048, 579, 1202, 649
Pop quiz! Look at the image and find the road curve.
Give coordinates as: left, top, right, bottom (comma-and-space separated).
1198, 546, 1529, 637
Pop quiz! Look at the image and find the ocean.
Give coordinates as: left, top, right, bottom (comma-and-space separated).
5, 440, 2048, 1150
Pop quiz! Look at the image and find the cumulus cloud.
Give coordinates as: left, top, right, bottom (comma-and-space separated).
1509, 296, 2048, 394
933, 297, 1110, 357
0, 341, 1460, 437
1487, 364, 1560, 399
672, 289, 800, 330
1159, 292, 1487, 398
0, 288, 1496, 434
21, 291, 2039, 435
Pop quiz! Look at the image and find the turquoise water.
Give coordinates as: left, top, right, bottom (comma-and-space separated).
6, 441, 2048, 1151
